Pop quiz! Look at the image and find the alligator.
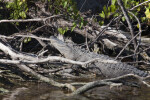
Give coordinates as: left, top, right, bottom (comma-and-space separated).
49, 36, 149, 78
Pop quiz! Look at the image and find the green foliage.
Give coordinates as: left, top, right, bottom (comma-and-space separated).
58, 27, 68, 34
48, 0, 87, 34
48, 0, 78, 16
6, 0, 28, 19
145, 7, 150, 19
99, 0, 150, 27
71, 22, 77, 32
3, 0, 87, 34
23, 37, 31, 43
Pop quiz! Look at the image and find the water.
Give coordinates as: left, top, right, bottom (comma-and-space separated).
0, 80, 150, 100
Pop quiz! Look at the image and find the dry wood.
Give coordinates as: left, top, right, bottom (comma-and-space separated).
70, 74, 150, 96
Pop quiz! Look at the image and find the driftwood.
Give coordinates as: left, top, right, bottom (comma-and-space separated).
70, 74, 150, 96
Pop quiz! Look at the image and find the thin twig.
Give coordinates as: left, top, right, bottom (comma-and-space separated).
90, 17, 117, 46
119, 46, 150, 59
128, 11, 142, 61
115, 10, 142, 60
130, 0, 150, 10
116, 0, 138, 60
115, 30, 142, 60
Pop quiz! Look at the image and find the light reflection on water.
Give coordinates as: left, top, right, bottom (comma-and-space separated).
0, 81, 150, 100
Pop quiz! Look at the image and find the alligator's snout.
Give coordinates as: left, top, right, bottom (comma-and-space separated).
50, 36, 77, 60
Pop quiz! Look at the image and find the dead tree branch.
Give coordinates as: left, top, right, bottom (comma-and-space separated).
0, 14, 62, 23
115, 10, 142, 59
117, 0, 138, 60
70, 74, 150, 96
0, 38, 76, 92
16, 64, 76, 92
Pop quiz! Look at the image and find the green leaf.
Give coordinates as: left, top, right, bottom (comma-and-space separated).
103, 6, 107, 14
6, 4, 10, 8
110, 5, 116, 12
124, 0, 128, 6
24, 38, 28, 43
122, 17, 125, 21
141, 17, 146, 22
19, 2, 23, 6
136, 1, 139, 6
71, 23, 77, 32
137, 7, 140, 12
107, 12, 110, 18
19, 11, 26, 18
63, 1, 68, 8
58, 27, 68, 35
25, 8, 28, 12
145, 8, 150, 19
114, 13, 119, 17
71, 26, 76, 32
72, 22, 76, 26
79, 22, 83, 29
68, 6, 72, 11
27, 37, 31, 42
112, 0, 116, 5
99, 11, 105, 18
108, 6, 110, 12
65, 27, 69, 31
58, 28, 63, 34
81, 17, 84, 22
137, 24, 139, 28
99, 21, 104, 26
62, 30, 65, 34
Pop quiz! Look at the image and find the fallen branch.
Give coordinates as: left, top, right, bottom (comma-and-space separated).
16, 64, 76, 92
0, 37, 118, 67
0, 37, 77, 92
0, 56, 118, 67
70, 74, 150, 96
0, 15, 62, 23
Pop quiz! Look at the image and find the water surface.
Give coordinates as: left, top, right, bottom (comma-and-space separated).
0, 79, 150, 100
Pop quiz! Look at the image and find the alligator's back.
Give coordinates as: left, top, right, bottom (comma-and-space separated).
50, 36, 149, 78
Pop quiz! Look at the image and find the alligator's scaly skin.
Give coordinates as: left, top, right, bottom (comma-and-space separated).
50, 36, 149, 78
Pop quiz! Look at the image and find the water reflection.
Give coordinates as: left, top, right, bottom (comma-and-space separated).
1, 82, 150, 100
